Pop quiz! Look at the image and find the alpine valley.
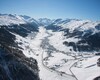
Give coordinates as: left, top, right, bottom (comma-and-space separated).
0, 14, 100, 80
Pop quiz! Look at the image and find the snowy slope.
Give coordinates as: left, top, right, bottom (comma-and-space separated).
14, 27, 100, 80
0, 14, 26, 25
46, 18, 100, 34
14, 27, 76, 80
0, 14, 100, 80
19, 15, 39, 25
72, 56, 100, 80
0, 14, 39, 26
45, 18, 100, 52
37, 18, 54, 26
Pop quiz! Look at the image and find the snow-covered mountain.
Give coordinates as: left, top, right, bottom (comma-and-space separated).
37, 18, 54, 26
0, 14, 100, 80
0, 14, 25, 25
0, 14, 39, 26
0, 14, 39, 37
0, 14, 40, 80
46, 18, 100, 32
45, 18, 100, 52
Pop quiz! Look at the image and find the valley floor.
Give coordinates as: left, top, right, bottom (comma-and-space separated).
15, 27, 100, 80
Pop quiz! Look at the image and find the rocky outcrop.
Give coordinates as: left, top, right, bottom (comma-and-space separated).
0, 16, 40, 80
0, 45, 40, 80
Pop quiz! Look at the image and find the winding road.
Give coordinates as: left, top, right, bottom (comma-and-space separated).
39, 30, 79, 80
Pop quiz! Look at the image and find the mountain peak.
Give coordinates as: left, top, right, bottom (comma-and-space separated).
0, 14, 39, 26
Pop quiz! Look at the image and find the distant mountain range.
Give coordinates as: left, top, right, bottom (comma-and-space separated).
0, 14, 100, 51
